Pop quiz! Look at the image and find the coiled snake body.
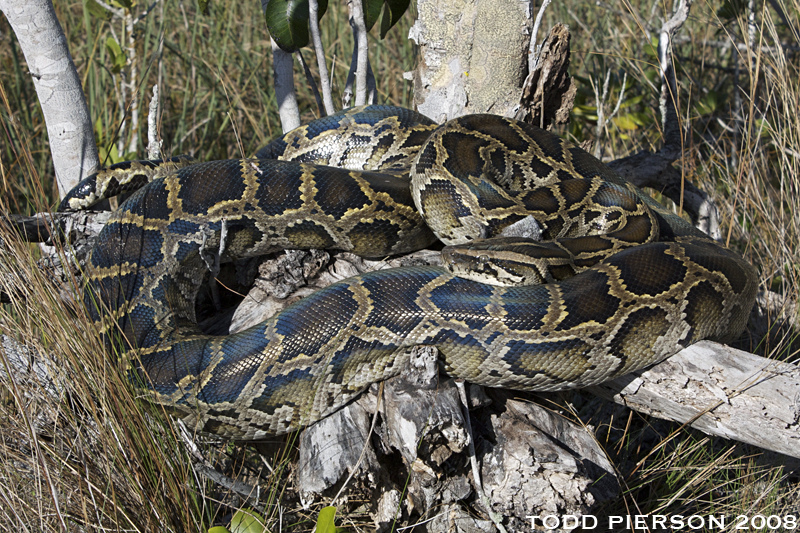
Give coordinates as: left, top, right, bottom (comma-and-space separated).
63, 106, 758, 439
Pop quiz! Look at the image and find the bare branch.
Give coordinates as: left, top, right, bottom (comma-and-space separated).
347, 0, 370, 106
366, 58, 376, 104
90, 0, 123, 17
528, 0, 552, 71
308, 0, 335, 114
592, 70, 626, 158
146, 85, 161, 159
124, 9, 139, 155
658, 0, 691, 154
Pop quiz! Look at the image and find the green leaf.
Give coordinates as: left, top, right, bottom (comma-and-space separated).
104, 37, 126, 73
230, 509, 267, 533
99, 143, 122, 166
612, 114, 640, 131
644, 35, 659, 62
265, 0, 328, 52
315, 506, 338, 533
696, 91, 719, 115
619, 94, 644, 108
109, 0, 133, 9
379, 0, 410, 38
362, 0, 383, 32
84, 0, 112, 20
571, 104, 598, 122
208, 528, 232, 533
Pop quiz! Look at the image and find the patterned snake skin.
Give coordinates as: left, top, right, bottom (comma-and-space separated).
61, 106, 758, 439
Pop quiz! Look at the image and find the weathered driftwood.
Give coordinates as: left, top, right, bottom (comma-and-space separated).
0, 211, 110, 245
588, 340, 800, 459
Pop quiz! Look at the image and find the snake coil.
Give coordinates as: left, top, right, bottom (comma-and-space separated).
62, 106, 758, 439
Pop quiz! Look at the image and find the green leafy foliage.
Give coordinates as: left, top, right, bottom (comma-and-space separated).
361, 0, 409, 37
209, 509, 268, 533
104, 37, 126, 73
84, 0, 112, 20
266, 0, 408, 50
570, 72, 654, 141
695, 90, 720, 116
230, 509, 268, 533
361, 0, 383, 31
315, 506, 347, 533
265, 0, 329, 52
378, 0, 409, 38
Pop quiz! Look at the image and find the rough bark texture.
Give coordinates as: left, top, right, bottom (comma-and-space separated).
0, 0, 99, 196
410, 0, 532, 121
515, 23, 576, 128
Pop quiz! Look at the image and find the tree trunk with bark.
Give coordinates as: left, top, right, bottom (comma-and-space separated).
0, 0, 99, 195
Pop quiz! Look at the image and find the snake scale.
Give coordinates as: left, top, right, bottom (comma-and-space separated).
61, 105, 758, 439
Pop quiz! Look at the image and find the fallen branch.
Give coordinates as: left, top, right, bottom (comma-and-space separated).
589, 340, 800, 459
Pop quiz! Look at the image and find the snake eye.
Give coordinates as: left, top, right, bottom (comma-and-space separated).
477, 255, 489, 270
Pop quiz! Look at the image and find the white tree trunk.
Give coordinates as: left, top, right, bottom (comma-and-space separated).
0, 0, 99, 197
410, 0, 532, 121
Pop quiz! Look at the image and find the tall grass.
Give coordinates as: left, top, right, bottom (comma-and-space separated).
1, 0, 798, 530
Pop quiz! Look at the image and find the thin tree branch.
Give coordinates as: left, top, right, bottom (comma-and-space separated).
146, 84, 161, 159
592, 70, 626, 159
342, 40, 357, 107
366, 58, 376, 104
528, 0, 552, 71
658, 0, 691, 156
347, 0, 369, 106
308, 0, 335, 114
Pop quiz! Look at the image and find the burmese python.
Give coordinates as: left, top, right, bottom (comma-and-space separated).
61, 105, 758, 439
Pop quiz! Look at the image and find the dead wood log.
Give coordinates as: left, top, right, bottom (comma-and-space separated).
295, 345, 619, 530
589, 340, 800, 459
